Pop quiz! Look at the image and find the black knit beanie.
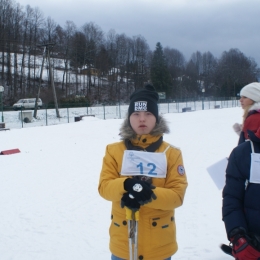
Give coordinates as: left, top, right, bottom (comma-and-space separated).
128, 84, 159, 122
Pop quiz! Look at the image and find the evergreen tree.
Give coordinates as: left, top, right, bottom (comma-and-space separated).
150, 42, 172, 96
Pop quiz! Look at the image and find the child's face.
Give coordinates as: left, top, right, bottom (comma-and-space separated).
240, 96, 254, 109
129, 111, 156, 135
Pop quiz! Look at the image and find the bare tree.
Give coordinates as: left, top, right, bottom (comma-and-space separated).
201, 52, 217, 95
4, 1, 16, 93
164, 47, 185, 98
215, 48, 258, 97
131, 35, 150, 90
0, 0, 12, 86
19, 5, 33, 95
114, 33, 128, 103
95, 43, 110, 102
12, 3, 23, 97
81, 22, 104, 97
57, 21, 76, 96
31, 7, 44, 90
69, 31, 86, 94
185, 59, 199, 98
106, 29, 118, 102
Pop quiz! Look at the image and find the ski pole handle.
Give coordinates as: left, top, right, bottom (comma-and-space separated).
126, 207, 139, 221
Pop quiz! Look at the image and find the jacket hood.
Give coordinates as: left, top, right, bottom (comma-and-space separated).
119, 114, 170, 140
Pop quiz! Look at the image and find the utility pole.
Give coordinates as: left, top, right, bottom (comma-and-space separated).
46, 44, 60, 118
33, 46, 46, 119
33, 42, 60, 118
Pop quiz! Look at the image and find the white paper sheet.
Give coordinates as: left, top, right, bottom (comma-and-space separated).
206, 158, 228, 190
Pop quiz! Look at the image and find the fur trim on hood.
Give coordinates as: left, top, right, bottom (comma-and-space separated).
249, 102, 260, 112
119, 114, 170, 140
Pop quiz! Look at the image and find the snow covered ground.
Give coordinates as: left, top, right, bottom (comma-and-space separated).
0, 107, 242, 259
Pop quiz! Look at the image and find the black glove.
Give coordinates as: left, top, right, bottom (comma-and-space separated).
120, 192, 140, 212
123, 178, 157, 205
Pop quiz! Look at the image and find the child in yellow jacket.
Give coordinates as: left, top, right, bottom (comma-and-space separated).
98, 84, 188, 260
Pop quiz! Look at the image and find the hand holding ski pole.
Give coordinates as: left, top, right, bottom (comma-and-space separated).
124, 178, 157, 205
121, 192, 140, 212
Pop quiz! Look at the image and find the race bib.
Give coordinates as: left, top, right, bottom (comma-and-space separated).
121, 150, 167, 178
250, 153, 260, 183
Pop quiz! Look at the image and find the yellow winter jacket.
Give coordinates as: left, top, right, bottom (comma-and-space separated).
98, 117, 188, 260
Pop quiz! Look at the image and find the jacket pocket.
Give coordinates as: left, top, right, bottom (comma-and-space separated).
109, 211, 128, 247
150, 215, 175, 248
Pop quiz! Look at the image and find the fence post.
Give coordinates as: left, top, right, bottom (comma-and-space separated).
103, 104, 106, 120
21, 106, 23, 128
46, 106, 48, 126
119, 102, 121, 119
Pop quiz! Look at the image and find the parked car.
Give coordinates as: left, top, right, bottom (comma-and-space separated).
13, 98, 43, 110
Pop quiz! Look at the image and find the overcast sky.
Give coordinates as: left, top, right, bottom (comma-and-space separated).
17, 0, 260, 66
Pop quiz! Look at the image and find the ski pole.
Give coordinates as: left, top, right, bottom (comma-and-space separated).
126, 207, 139, 260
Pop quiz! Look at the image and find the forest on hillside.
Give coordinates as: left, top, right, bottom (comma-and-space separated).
0, 0, 259, 106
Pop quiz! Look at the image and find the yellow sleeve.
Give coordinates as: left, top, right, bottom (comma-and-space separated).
98, 144, 127, 202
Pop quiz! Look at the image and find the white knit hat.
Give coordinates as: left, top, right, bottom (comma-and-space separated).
240, 82, 260, 102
